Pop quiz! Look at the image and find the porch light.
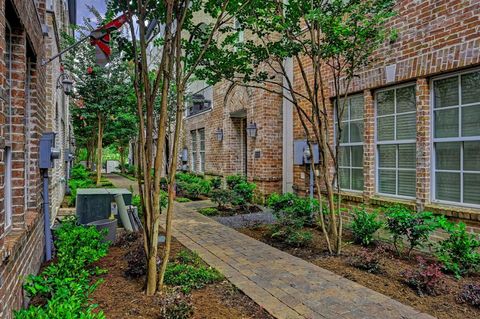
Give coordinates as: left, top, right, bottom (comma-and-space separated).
62, 78, 74, 95
246, 122, 257, 138
215, 128, 223, 141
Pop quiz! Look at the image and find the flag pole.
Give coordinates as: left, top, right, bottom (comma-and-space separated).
41, 35, 90, 67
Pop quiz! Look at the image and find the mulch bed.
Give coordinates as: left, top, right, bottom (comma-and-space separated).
238, 225, 480, 319
91, 234, 273, 319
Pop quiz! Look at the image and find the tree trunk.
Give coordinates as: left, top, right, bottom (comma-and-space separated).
119, 146, 125, 174
96, 113, 103, 186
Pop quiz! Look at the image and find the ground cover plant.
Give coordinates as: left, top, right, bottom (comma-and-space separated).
176, 172, 211, 200
198, 207, 219, 216
15, 217, 109, 318
210, 175, 257, 214
457, 284, 480, 308
401, 257, 446, 296
349, 207, 383, 246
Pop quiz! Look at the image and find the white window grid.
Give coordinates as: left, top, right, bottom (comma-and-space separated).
198, 128, 205, 173
431, 69, 480, 208
191, 130, 197, 172
334, 94, 364, 192
375, 84, 417, 199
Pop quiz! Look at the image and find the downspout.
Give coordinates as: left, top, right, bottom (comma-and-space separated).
282, 57, 294, 193
42, 169, 52, 261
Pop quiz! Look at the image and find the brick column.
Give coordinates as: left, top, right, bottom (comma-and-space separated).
0, 0, 6, 249
363, 90, 375, 201
416, 78, 431, 211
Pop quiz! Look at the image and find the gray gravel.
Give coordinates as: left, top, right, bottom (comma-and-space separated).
212, 209, 276, 229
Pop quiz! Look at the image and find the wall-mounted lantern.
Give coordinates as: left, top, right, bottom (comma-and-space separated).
215, 128, 223, 141
246, 122, 257, 138
57, 73, 74, 95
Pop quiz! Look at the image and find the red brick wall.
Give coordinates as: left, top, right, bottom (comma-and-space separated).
292, 0, 480, 232
0, 0, 47, 317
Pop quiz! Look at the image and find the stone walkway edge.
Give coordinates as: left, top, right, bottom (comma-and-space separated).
161, 201, 435, 319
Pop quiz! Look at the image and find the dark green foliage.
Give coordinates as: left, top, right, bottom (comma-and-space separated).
267, 193, 317, 246
210, 189, 231, 209
231, 181, 256, 205
210, 175, 256, 209
164, 250, 223, 293
436, 222, 480, 278
175, 197, 192, 203
457, 284, 480, 308
210, 177, 222, 189
349, 207, 383, 246
16, 217, 109, 318
225, 175, 246, 189
176, 173, 211, 199
384, 205, 443, 257
198, 207, 218, 216
68, 165, 95, 207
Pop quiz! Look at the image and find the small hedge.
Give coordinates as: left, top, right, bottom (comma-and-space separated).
15, 217, 109, 318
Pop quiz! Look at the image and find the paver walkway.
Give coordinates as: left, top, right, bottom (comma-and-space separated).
163, 200, 435, 319
105, 173, 140, 194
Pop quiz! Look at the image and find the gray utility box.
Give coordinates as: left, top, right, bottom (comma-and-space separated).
76, 188, 132, 224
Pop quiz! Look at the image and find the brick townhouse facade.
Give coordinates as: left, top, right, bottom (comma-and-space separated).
292, 0, 480, 234
183, 0, 480, 231
0, 0, 74, 317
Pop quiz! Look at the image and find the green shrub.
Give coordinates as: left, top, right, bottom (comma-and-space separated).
436, 222, 480, 278
18, 217, 109, 318
350, 207, 383, 246
175, 197, 191, 203
267, 193, 317, 246
176, 173, 211, 199
164, 250, 222, 293
71, 164, 90, 180
210, 189, 232, 209
226, 175, 246, 189
384, 205, 443, 257
210, 177, 222, 189
231, 181, 256, 205
68, 165, 95, 207
198, 207, 218, 216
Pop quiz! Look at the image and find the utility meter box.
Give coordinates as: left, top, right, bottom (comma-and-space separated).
39, 132, 61, 169
293, 140, 320, 165
76, 188, 132, 224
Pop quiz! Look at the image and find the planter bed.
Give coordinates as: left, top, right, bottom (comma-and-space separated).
91, 233, 272, 319
238, 225, 480, 319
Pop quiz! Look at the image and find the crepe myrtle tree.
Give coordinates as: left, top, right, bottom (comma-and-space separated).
109, 0, 256, 294
198, 0, 395, 254
64, 10, 132, 185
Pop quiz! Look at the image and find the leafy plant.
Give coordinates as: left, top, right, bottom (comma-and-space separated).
226, 174, 246, 189
350, 207, 383, 246
159, 290, 194, 319
164, 250, 222, 293
348, 247, 384, 274
175, 197, 191, 203
124, 240, 147, 279
198, 207, 218, 216
231, 181, 256, 205
401, 257, 445, 296
384, 205, 443, 257
176, 173, 211, 199
457, 284, 480, 308
210, 189, 232, 209
436, 222, 480, 277
210, 177, 222, 189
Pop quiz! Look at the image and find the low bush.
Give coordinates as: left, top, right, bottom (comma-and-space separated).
176, 197, 191, 203
68, 165, 95, 207
436, 222, 480, 278
210, 177, 222, 190
198, 207, 218, 216
225, 174, 246, 189
457, 284, 480, 308
164, 250, 223, 293
124, 239, 147, 278
349, 207, 383, 246
176, 173, 211, 199
210, 189, 231, 209
159, 290, 194, 319
384, 205, 444, 257
348, 247, 383, 274
16, 217, 109, 318
401, 257, 445, 296
267, 193, 317, 247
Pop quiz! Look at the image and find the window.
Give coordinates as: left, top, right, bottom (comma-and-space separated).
191, 130, 197, 172
433, 70, 480, 206
199, 128, 205, 173
234, 18, 244, 44
335, 94, 364, 191
186, 81, 212, 117
3, 21, 13, 231
376, 85, 416, 197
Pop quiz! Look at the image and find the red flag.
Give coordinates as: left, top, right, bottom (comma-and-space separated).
89, 14, 129, 66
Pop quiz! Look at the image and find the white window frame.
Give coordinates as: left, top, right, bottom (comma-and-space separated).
431, 68, 480, 208
334, 94, 364, 192
375, 83, 417, 199
191, 130, 197, 172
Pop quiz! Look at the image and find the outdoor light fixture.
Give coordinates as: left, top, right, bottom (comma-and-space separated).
246, 122, 257, 138
215, 128, 223, 141
56, 73, 74, 95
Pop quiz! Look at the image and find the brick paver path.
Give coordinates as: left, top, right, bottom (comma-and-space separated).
162, 200, 435, 319
105, 173, 140, 194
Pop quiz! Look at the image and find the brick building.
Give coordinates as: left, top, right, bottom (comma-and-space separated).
183, 0, 480, 229
0, 0, 74, 316
291, 0, 480, 232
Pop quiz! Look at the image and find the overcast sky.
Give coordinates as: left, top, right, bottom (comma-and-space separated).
77, 0, 107, 27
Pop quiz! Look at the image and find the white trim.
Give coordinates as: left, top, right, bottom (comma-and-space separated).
430, 68, 480, 208
374, 83, 417, 199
